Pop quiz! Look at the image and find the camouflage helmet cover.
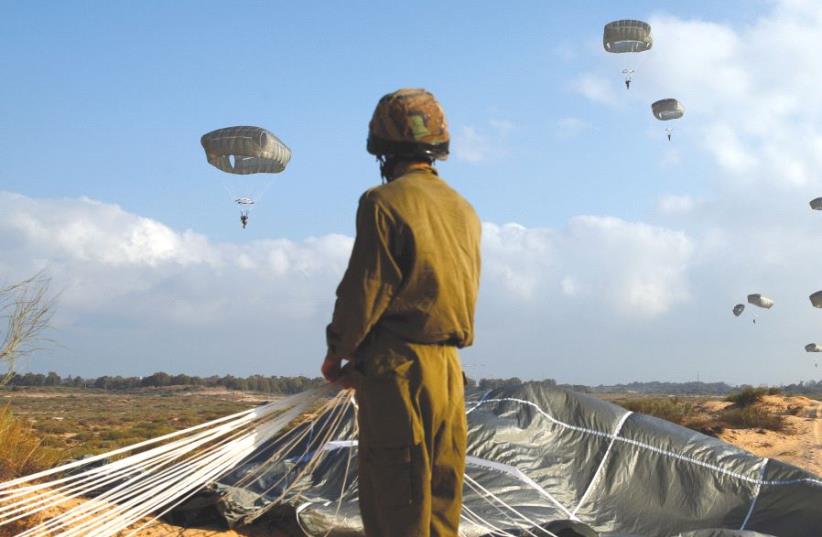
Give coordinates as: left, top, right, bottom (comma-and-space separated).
367, 88, 449, 160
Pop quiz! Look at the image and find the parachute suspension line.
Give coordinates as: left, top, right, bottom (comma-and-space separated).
319, 405, 358, 537
239, 391, 355, 524
0, 387, 337, 537
460, 502, 520, 537
463, 474, 559, 537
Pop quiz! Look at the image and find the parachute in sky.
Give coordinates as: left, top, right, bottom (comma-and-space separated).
810, 291, 822, 308
805, 343, 822, 352
603, 20, 653, 89
732, 304, 745, 317
809, 197, 822, 210
201, 126, 292, 228
747, 294, 774, 309
652, 99, 684, 140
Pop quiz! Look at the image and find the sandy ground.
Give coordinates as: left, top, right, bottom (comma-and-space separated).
713, 395, 822, 476
6, 394, 819, 537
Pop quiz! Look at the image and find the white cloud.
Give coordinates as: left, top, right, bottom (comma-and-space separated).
481, 216, 694, 317
657, 195, 697, 215
452, 120, 514, 163
452, 126, 489, 163
572, 73, 618, 107
0, 191, 705, 380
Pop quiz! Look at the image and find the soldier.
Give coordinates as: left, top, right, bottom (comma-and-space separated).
322, 88, 482, 537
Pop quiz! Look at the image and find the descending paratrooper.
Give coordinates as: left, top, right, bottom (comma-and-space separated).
201, 126, 291, 229
603, 19, 653, 90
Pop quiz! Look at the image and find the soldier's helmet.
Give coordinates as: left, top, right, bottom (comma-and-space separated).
367, 88, 449, 161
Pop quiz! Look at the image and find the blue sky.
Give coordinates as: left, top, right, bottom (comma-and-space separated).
3, 0, 821, 385
1, 1, 763, 239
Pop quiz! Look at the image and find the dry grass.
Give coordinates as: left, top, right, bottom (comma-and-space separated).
1, 387, 264, 462
618, 397, 697, 426
0, 404, 63, 537
0, 404, 62, 481
719, 405, 787, 432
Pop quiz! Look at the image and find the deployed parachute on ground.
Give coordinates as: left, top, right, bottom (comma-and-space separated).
3, 384, 819, 536
201, 126, 292, 228
170, 384, 820, 536
603, 20, 653, 90
732, 304, 745, 317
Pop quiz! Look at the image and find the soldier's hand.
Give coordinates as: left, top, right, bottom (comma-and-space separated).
322, 353, 356, 390
322, 354, 343, 383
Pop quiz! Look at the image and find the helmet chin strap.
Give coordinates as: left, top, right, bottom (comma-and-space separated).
378, 155, 433, 183
377, 155, 390, 183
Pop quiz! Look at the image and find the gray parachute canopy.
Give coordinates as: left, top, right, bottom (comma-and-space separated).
201, 126, 291, 175
805, 343, 822, 352
747, 294, 774, 309
652, 99, 685, 121
809, 291, 822, 308
174, 383, 821, 536
603, 20, 653, 53
732, 304, 745, 317
809, 197, 822, 210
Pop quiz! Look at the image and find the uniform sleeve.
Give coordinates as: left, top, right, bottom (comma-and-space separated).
326, 193, 403, 357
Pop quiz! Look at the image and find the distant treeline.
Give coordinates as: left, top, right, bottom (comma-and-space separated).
5, 371, 822, 397
4, 371, 325, 394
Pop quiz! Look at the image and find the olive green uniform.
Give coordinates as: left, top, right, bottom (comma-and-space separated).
327, 164, 481, 537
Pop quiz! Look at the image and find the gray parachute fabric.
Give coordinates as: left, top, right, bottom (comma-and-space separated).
747, 294, 774, 309
201, 126, 291, 175
603, 20, 653, 53
809, 291, 822, 308
652, 99, 685, 121
804, 343, 822, 352
809, 198, 822, 210
174, 384, 821, 536
732, 304, 745, 317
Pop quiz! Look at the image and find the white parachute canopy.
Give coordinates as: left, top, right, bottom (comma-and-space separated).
747, 294, 774, 309
732, 304, 745, 317
809, 291, 822, 308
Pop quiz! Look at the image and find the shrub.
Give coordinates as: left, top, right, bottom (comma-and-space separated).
618, 397, 695, 426
725, 387, 768, 408
0, 404, 61, 481
720, 406, 786, 432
